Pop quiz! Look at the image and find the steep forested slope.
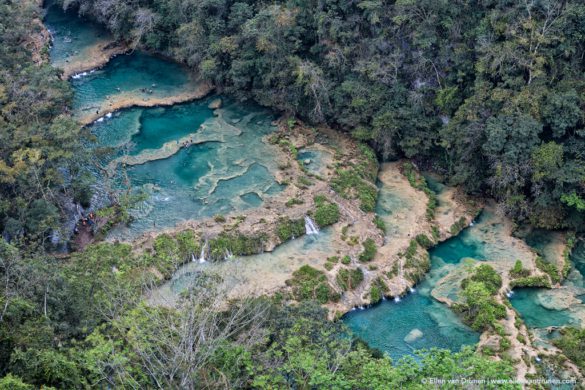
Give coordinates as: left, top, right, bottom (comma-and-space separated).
0, 0, 90, 247
62, 0, 585, 230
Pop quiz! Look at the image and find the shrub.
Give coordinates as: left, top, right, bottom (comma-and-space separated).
450, 217, 468, 235
509, 260, 530, 278
431, 225, 440, 240
286, 265, 339, 303
509, 275, 551, 288
461, 264, 502, 295
175, 230, 200, 259
535, 256, 560, 284
313, 196, 340, 227
387, 263, 399, 278
405, 239, 418, 260
359, 238, 377, 262
454, 265, 506, 331
554, 327, 585, 370
297, 176, 313, 188
415, 234, 433, 249
208, 232, 267, 260
336, 268, 364, 291
331, 168, 377, 212
373, 216, 386, 233
369, 277, 388, 303
405, 252, 431, 284
276, 217, 305, 241
285, 198, 304, 207
214, 214, 226, 223
341, 255, 351, 265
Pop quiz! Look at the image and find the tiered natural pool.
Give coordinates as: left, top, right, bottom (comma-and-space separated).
91, 98, 284, 240
47, 1, 585, 366
343, 226, 484, 360
45, 4, 284, 241
510, 240, 585, 330
71, 52, 198, 119
343, 190, 536, 360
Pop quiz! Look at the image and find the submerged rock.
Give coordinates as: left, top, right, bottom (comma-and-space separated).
304, 159, 311, 165
536, 289, 579, 311
208, 98, 222, 109
404, 328, 423, 343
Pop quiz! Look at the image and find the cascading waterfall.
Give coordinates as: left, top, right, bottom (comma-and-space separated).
304, 216, 320, 235
198, 240, 208, 263
394, 258, 403, 302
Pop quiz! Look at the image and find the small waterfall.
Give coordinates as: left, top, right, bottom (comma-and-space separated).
304, 216, 319, 235
198, 240, 208, 263
409, 287, 416, 293
224, 249, 234, 260
394, 296, 401, 303
191, 253, 196, 263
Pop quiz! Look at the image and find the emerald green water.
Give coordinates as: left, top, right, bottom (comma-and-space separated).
44, 0, 109, 70
509, 289, 575, 328
72, 52, 194, 116
46, 5, 283, 240
510, 240, 585, 329
345, 180, 557, 361
104, 99, 284, 240
343, 281, 479, 361
345, 188, 486, 360
90, 102, 211, 153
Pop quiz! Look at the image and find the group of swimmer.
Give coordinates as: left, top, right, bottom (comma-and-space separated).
140, 83, 157, 94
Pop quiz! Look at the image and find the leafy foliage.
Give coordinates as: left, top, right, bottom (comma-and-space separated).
554, 327, 585, 371
0, 1, 90, 247
286, 265, 339, 304
313, 195, 340, 227
276, 217, 305, 242
358, 238, 377, 262
336, 268, 364, 291
509, 260, 531, 278
455, 265, 506, 331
